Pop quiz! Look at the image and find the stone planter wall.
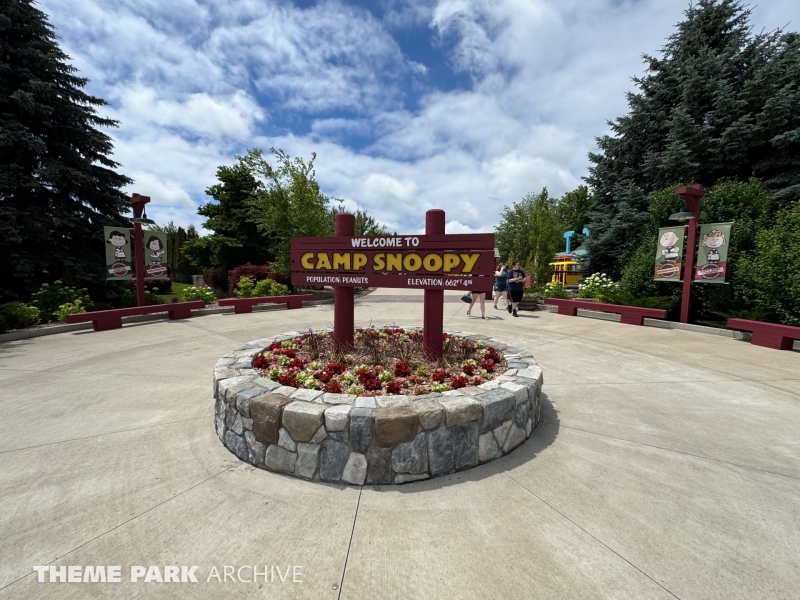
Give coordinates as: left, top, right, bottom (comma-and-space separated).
213, 329, 544, 485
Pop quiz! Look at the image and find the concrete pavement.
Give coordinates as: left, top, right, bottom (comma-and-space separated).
0, 287, 798, 599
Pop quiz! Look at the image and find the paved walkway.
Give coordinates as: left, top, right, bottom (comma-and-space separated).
1, 288, 799, 599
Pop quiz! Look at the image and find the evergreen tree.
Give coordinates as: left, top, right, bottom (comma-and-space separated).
183, 160, 272, 269
0, 0, 131, 301
585, 0, 800, 276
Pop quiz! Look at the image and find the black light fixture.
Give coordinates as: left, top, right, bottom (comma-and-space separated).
132, 207, 155, 225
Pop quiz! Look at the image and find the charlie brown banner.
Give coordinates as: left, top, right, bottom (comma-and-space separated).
654, 226, 685, 281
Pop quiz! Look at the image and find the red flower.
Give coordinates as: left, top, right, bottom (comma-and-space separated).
432, 368, 446, 383
481, 358, 495, 373
385, 380, 404, 395
484, 347, 502, 362
287, 357, 305, 370
450, 375, 467, 389
462, 363, 475, 376
325, 362, 345, 375
394, 360, 411, 377
324, 379, 343, 394
320, 372, 331, 383
252, 355, 271, 369
363, 376, 382, 391
470, 375, 483, 386
278, 373, 296, 387
281, 348, 297, 359
269, 342, 281, 351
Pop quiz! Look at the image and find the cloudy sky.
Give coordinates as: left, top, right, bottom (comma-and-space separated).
40, 0, 796, 234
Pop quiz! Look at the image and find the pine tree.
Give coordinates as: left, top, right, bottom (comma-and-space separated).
183, 160, 273, 269
0, 0, 132, 301
585, 0, 800, 276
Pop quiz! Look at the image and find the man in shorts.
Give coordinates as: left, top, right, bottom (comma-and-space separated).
507, 261, 525, 317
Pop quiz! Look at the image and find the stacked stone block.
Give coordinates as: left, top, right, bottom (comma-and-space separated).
213, 330, 544, 485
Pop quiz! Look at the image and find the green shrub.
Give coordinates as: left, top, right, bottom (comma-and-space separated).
121, 287, 167, 307
595, 288, 677, 310
736, 202, 800, 326
543, 282, 569, 298
54, 301, 86, 322
0, 302, 40, 332
619, 179, 772, 321
234, 276, 289, 298
696, 308, 775, 329
181, 286, 217, 303
29, 281, 90, 321
577, 273, 619, 299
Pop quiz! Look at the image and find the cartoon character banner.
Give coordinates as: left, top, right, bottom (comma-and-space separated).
654, 226, 685, 281
694, 222, 732, 283
143, 231, 169, 279
104, 226, 134, 280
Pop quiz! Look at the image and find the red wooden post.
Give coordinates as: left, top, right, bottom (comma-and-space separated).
131, 194, 151, 307
333, 212, 355, 350
676, 184, 704, 323
423, 209, 446, 359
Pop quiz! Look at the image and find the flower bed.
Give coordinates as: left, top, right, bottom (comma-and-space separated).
213, 328, 544, 486
252, 328, 506, 396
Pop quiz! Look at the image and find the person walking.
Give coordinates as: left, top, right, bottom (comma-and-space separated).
507, 261, 526, 317
493, 263, 508, 310
466, 288, 488, 319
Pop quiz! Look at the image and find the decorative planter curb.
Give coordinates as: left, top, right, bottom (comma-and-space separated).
213, 328, 544, 485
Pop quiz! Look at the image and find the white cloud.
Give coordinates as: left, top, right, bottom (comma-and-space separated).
38, 0, 798, 236
407, 60, 429, 75
445, 220, 482, 233
109, 85, 264, 140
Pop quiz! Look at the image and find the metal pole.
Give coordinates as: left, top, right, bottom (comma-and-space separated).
130, 194, 150, 308
676, 185, 704, 323
423, 209, 446, 359
333, 212, 355, 351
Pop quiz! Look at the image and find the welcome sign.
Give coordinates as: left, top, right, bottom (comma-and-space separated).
291, 234, 495, 291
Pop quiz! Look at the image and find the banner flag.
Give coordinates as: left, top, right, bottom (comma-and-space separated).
143, 230, 169, 279
694, 222, 732, 283
104, 226, 134, 280
654, 226, 685, 281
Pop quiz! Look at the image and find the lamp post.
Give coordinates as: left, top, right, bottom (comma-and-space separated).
671, 184, 704, 323
130, 193, 154, 307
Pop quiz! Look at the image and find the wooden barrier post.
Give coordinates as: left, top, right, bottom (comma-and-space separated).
423, 209, 446, 359
333, 212, 355, 350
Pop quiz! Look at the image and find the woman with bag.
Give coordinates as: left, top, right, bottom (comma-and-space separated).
466, 288, 488, 319
493, 263, 508, 310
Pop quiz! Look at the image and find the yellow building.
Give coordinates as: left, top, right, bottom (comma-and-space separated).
550, 254, 582, 286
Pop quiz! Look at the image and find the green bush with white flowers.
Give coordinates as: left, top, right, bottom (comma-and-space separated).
577, 273, 619, 299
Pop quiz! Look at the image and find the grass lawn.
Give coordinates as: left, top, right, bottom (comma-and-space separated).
160, 282, 193, 303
